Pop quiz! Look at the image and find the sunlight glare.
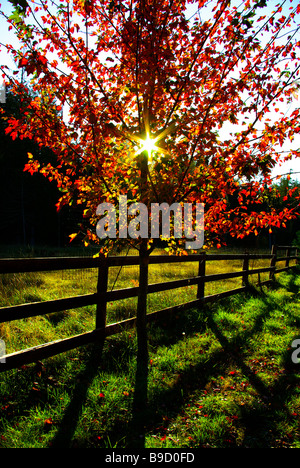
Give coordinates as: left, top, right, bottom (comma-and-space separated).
135, 133, 160, 161
141, 133, 159, 156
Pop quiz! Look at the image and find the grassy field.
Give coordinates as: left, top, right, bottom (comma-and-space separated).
0, 247, 300, 448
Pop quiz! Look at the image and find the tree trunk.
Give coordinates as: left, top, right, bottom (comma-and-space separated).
134, 146, 149, 410
129, 149, 150, 446
136, 238, 149, 371
129, 240, 149, 446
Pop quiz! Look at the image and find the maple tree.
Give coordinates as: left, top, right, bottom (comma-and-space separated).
1, 0, 300, 412
1, 0, 300, 251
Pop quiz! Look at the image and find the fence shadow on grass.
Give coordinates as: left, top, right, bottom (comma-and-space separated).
49, 270, 300, 449
50, 341, 105, 448
271, 267, 300, 295
128, 275, 300, 448
49, 336, 148, 449
203, 281, 300, 447
200, 283, 300, 447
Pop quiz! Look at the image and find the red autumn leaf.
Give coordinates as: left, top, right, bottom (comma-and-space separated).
19, 57, 28, 67
44, 418, 53, 427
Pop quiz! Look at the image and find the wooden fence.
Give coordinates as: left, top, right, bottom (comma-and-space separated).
0, 245, 298, 372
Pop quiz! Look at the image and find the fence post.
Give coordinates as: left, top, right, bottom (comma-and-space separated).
269, 244, 277, 281
197, 252, 206, 299
96, 257, 109, 330
242, 252, 249, 287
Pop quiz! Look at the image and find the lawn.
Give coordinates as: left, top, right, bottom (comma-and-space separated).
0, 248, 300, 448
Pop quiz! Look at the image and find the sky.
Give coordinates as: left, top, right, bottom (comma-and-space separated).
0, 0, 299, 181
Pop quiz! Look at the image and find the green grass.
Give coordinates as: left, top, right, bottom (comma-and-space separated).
0, 249, 300, 448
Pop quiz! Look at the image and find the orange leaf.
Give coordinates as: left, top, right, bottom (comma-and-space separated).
69, 233, 77, 242
19, 57, 28, 67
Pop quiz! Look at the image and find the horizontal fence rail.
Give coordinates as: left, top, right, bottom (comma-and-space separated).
0, 252, 278, 273
0, 245, 298, 372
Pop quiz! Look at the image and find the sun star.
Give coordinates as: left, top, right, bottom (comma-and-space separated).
135, 132, 160, 159
132, 122, 176, 162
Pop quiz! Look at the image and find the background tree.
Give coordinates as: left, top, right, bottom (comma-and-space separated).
266, 175, 300, 245
1, 0, 300, 416
0, 86, 86, 250
0, 87, 59, 248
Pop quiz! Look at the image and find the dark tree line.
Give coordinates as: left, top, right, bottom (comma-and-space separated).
0, 90, 82, 249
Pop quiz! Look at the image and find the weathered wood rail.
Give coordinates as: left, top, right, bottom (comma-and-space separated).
0, 245, 298, 371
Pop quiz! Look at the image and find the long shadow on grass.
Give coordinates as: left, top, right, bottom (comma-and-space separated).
127, 353, 149, 448
138, 275, 300, 447
49, 334, 144, 449
216, 282, 299, 447
50, 270, 300, 448
50, 342, 105, 448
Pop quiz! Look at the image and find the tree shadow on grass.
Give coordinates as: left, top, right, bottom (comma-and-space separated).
126, 352, 149, 448
49, 334, 147, 449
50, 341, 105, 448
